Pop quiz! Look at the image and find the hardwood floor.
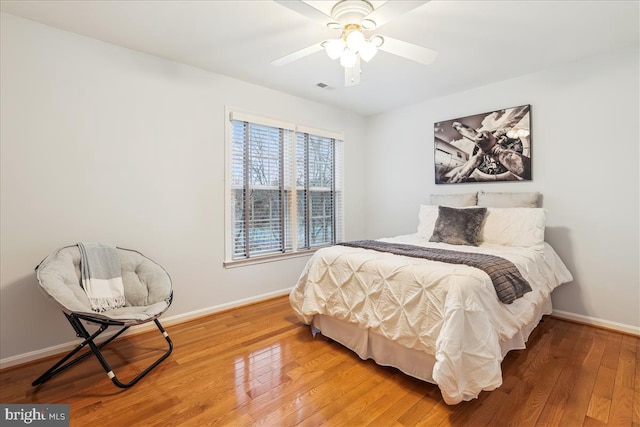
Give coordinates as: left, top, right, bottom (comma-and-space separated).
1, 295, 638, 426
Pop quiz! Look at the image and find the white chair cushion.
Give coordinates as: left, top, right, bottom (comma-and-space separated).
36, 245, 172, 324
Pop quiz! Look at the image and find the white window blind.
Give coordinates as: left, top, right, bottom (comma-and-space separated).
227, 111, 343, 262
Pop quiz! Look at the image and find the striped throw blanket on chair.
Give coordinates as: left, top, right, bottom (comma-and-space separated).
78, 242, 125, 312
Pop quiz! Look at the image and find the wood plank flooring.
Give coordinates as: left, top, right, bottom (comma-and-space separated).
1, 295, 638, 426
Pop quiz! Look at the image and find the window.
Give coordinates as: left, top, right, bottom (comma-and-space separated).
225, 110, 343, 264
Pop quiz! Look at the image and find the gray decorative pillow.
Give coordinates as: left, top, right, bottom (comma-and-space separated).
429, 206, 487, 246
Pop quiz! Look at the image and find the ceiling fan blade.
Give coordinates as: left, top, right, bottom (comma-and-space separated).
274, 0, 335, 24
365, 0, 430, 29
271, 43, 324, 66
378, 35, 438, 65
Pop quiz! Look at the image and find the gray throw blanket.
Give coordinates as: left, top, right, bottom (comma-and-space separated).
338, 240, 532, 304
78, 242, 125, 312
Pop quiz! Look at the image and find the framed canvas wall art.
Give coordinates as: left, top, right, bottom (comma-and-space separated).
434, 104, 531, 184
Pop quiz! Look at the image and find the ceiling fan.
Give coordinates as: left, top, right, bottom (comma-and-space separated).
272, 0, 438, 87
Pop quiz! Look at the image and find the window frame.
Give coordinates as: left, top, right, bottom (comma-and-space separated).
224, 107, 344, 267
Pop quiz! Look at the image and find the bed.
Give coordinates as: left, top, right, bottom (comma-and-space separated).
289, 191, 573, 404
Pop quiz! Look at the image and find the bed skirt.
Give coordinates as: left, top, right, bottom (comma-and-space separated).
310, 295, 552, 391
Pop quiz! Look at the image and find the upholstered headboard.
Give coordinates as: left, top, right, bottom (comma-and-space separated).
429, 191, 541, 208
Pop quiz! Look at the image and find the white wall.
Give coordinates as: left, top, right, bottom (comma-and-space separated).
364, 46, 640, 332
2, 12, 638, 367
0, 13, 368, 364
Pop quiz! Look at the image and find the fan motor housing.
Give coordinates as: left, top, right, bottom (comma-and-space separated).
331, 0, 374, 25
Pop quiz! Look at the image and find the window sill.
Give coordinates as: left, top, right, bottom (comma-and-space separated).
223, 247, 327, 269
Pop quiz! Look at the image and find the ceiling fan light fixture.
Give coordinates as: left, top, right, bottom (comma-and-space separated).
340, 49, 357, 68
323, 39, 346, 60
345, 28, 365, 52
359, 40, 377, 62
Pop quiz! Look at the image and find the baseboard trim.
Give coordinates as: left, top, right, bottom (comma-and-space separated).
4, 296, 635, 370
0, 288, 291, 370
551, 309, 640, 337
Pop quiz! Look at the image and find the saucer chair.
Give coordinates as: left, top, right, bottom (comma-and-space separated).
32, 244, 173, 388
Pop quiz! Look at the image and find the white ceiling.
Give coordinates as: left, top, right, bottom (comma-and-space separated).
1, 0, 638, 116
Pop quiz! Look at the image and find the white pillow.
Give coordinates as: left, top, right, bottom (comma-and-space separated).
417, 204, 440, 238
477, 191, 540, 208
429, 193, 477, 207
480, 207, 546, 247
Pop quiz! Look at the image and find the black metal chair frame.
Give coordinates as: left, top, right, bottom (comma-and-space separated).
32, 310, 173, 388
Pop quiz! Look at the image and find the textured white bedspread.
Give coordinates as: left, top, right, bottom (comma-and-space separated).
289, 234, 573, 404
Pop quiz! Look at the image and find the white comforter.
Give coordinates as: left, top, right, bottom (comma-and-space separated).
289, 234, 573, 404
